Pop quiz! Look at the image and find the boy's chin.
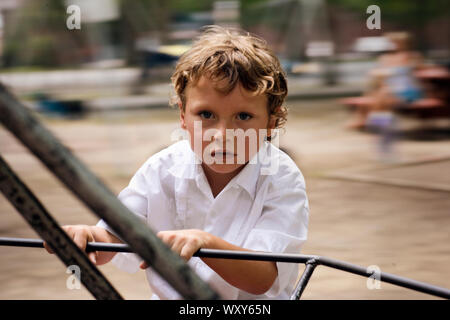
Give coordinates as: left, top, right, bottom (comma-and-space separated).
203, 162, 246, 174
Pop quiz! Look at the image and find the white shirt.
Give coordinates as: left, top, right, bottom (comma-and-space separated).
97, 139, 309, 299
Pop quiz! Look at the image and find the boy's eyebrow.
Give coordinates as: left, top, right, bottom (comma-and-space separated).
190, 102, 210, 109
190, 101, 260, 111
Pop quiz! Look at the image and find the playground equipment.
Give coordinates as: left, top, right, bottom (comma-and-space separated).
0, 83, 449, 300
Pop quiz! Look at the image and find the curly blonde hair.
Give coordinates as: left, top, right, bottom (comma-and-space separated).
170, 25, 288, 129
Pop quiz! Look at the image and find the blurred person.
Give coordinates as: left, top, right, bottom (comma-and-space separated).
44, 25, 309, 300
346, 32, 425, 130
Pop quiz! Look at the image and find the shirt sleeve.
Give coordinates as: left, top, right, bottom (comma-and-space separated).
96, 164, 150, 273
242, 185, 309, 298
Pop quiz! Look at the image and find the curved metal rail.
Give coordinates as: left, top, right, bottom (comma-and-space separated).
1, 237, 449, 300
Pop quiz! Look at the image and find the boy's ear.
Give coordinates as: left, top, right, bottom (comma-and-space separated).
267, 112, 277, 138
178, 101, 186, 130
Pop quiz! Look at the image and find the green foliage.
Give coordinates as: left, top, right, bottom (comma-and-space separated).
328, 0, 450, 23
168, 0, 215, 13
26, 36, 58, 67
240, 0, 294, 30
3, 0, 80, 68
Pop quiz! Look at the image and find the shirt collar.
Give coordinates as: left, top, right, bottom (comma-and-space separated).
230, 142, 269, 200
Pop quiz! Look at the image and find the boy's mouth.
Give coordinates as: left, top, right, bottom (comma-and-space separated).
211, 150, 236, 157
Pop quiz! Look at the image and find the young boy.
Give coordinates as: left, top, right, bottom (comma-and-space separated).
45, 25, 309, 299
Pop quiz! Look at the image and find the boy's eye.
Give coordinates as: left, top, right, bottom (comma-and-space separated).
237, 112, 252, 121
199, 111, 213, 119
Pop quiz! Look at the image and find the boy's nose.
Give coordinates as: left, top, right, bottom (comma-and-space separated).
213, 121, 229, 139
212, 122, 235, 146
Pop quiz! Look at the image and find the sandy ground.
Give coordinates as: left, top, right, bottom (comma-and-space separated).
0, 99, 449, 299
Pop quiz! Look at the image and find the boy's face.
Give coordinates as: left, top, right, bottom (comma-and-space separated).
179, 76, 275, 174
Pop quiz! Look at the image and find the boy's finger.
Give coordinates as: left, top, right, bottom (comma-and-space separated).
171, 239, 184, 256
88, 252, 97, 264
180, 243, 196, 261
73, 232, 88, 251
139, 261, 149, 269
43, 241, 54, 254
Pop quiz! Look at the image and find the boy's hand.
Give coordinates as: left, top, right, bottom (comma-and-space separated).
43, 225, 122, 265
43, 225, 98, 264
139, 229, 211, 269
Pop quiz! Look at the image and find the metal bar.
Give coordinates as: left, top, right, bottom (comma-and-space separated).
0, 156, 123, 300
317, 256, 450, 300
0, 84, 219, 300
0, 237, 318, 261
195, 248, 317, 264
1, 237, 449, 299
0, 237, 49, 249
290, 260, 318, 300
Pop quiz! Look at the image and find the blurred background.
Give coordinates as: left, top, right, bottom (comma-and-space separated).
0, 0, 449, 299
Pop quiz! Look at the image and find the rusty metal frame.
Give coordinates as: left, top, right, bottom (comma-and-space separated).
0, 83, 219, 300
0, 155, 123, 299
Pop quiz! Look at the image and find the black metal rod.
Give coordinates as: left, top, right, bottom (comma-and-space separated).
316, 256, 450, 299
290, 260, 318, 300
1, 237, 449, 299
0, 84, 218, 300
195, 248, 317, 264
0, 237, 317, 261
0, 157, 123, 300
